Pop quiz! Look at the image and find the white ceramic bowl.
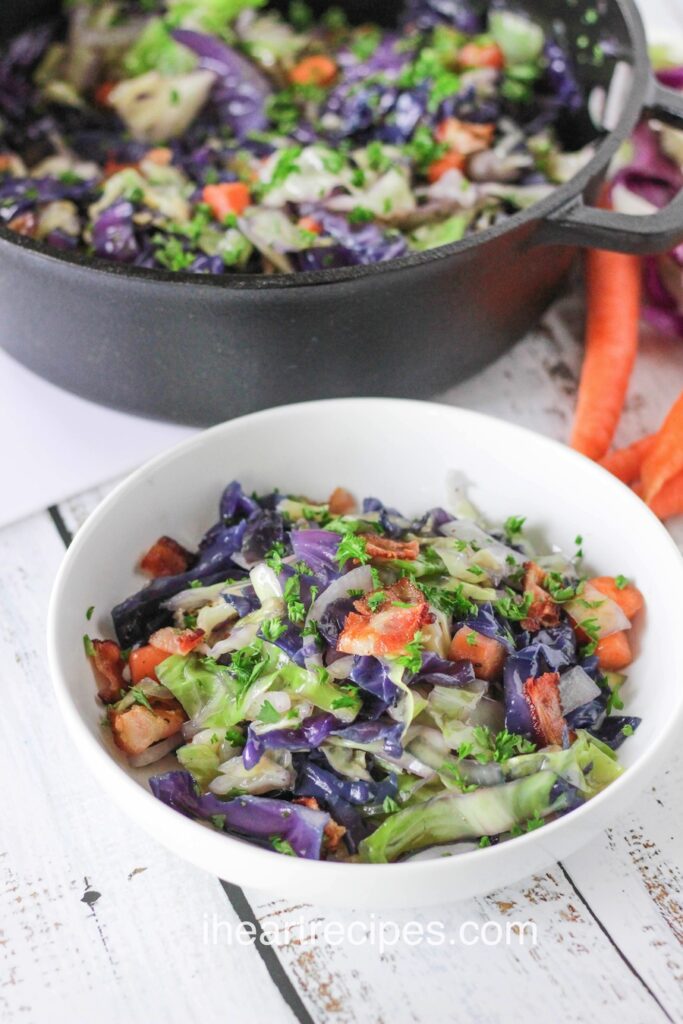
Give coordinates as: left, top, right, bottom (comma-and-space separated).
47, 399, 683, 908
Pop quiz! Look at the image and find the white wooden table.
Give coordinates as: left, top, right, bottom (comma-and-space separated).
2, 288, 682, 1024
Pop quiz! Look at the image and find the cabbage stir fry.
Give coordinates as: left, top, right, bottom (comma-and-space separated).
85, 481, 642, 862
0, 0, 594, 274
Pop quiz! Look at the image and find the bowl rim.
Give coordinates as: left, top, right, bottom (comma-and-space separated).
1, 0, 649, 291
47, 397, 683, 879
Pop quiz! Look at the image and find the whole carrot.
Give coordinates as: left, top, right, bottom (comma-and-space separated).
640, 390, 683, 503
638, 466, 683, 520
598, 433, 657, 484
570, 248, 642, 460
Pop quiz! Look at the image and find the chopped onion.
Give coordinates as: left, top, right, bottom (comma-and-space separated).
559, 666, 601, 716
306, 564, 373, 627
565, 582, 630, 638
128, 734, 183, 768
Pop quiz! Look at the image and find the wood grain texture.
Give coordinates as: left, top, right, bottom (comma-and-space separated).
0, 513, 298, 1024
45, 300, 683, 1024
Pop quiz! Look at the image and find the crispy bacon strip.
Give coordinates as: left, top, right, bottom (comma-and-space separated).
8, 211, 37, 237
139, 535, 194, 578
359, 534, 420, 561
89, 639, 127, 703
294, 797, 346, 853
328, 487, 356, 516
109, 701, 185, 756
523, 672, 569, 747
520, 561, 560, 632
435, 117, 495, 155
149, 626, 205, 655
339, 579, 431, 657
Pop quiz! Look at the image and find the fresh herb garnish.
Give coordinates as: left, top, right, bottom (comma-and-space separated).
397, 631, 424, 674
271, 836, 297, 856
262, 618, 287, 642
257, 700, 281, 724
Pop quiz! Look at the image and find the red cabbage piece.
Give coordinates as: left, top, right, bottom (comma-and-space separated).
220, 480, 260, 522
149, 770, 330, 858
401, 0, 483, 33
241, 510, 286, 564
242, 713, 339, 770
362, 497, 411, 538
590, 716, 641, 750
350, 656, 402, 703
330, 718, 404, 758
171, 29, 271, 138
92, 199, 140, 263
0, 24, 53, 119
409, 651, 476, 687
290, 529, 341, 582
462, 603, 515, 652
301, 209, 408, 265
503, 623, 577, 737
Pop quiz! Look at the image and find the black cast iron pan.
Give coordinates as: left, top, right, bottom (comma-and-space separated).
1, 0, 683, 425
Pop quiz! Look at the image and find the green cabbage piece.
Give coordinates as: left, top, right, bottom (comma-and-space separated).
359, 770, 568, 863
122, 19, 198, 76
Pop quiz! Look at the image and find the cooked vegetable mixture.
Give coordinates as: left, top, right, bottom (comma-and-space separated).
85, 480, 642, 862
0, 0, 595, 274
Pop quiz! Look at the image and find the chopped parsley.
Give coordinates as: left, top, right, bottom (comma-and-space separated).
348, 206, 375, 225
382, 795, 401, 814
129, 686, 154, 712
83, 634, 95, 657
284, 574, 306, 623
366, 590, 387, 612
335, 532, 369, 568
271, 836, 297, 856
262, 618, 287, 642
503, 515, 526, 539
466, 631, 478, 646
397, 631, 424, 674
210, 814, 226, 830
265, 541, 287, 573
85, 605, 95, 621
257, 700, 281, 724
615, 575, 629, 590
622, 723, 634, 736
494, 591, 533, 621
479, 836, 492, 848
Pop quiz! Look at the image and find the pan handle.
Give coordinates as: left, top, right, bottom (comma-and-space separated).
542, 78, 683, 255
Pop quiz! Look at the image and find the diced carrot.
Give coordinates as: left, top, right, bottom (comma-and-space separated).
94, 81, 115, 107
289, 55, 338, 86
641, 466, 683, 520
359, 534, 420, 561
589, 576, 644, 621
146, 146, 173, 166
149, 626, 205, 655
599, 434, 657, 484
449, 627, 506, 681
641, 389, 683, 503
129, 645, 171, 685
89, 639, 127, 703
202, 182, 251, 220
458, 42, 505, 69
523, 672, 567, 746
298, 216, 322, 235
104, 158, 138, 178
0, 154, 16, 172
570, 248, 642, 460
595, 631, 632, 671
426, 151, 466, 183
328, 486, 356, 515
434, 118, 495, 155
140, 535, 193, 578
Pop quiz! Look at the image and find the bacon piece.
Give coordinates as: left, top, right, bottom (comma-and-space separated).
8, 211, 37, 237
338, 579, 430, 657
523, 673, 569, 747
328, 487, 356, 516
520, 561, 560, 632
359, 534, 420, 561
294, 797, 346, 853
149, 626, 205, 655
89, 639, 127, 703
435, 117, 495, 155
109, 701, 185, 756
139, 535, 194, 578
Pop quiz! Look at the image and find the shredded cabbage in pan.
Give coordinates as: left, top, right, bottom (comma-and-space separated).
0, 0, 601, 275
